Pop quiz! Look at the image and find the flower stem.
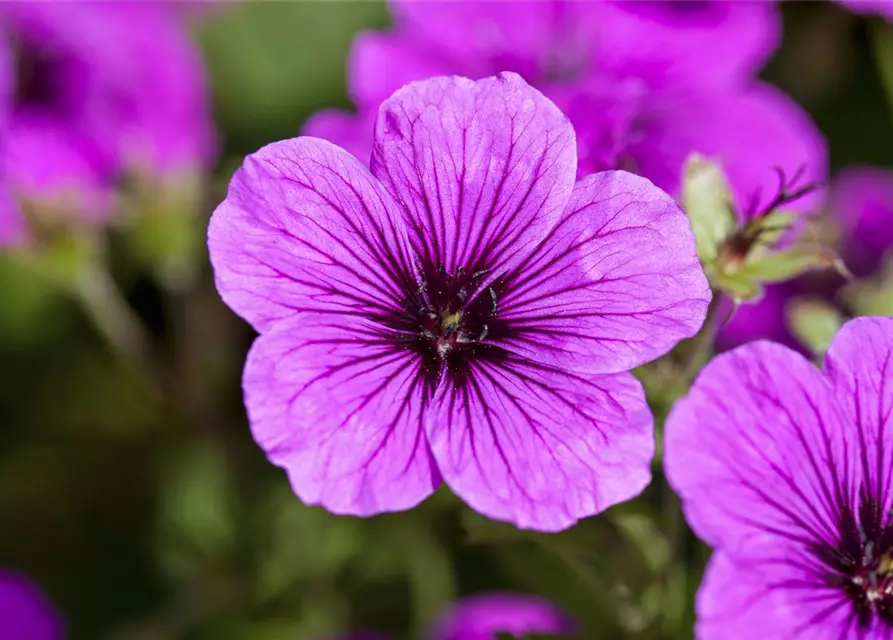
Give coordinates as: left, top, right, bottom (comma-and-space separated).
74, 261, 154, 375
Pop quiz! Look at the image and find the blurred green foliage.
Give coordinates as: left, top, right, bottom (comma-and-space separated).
3, 3, 893, 639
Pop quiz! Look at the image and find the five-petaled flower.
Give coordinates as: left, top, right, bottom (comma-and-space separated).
666, 316, 893, 638
210, 73, 710, 531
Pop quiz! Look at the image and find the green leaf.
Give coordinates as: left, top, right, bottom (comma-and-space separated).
786, 298, 845, 357
708, 268, 763, 302
156, 443, 238, 580
740, 247, 840, 284
681, 154, 737, 262
841, 257, 893, 316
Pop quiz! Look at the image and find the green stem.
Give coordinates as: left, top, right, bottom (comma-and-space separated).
74, 261, 154, 376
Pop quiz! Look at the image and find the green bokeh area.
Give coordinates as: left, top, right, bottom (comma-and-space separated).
2, 2, 893, 639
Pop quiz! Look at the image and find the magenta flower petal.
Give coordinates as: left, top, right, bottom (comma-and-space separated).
495, 170, 709, 373
0, 36, 10, 117
388, 1, 562, 84
636, 82, 827, 210
0, 570, 63, 640
208, 137, 416, 333
302, 108, 375, 165
348, 31, 453, 109
243, 314, 440, 516
592, 1, 781, 90
432, 593, 577, 640
371, 73, 576, 279
695, 552, 853, 640
824, 317, 893, 514
3, 114, 113, 224
666, 340, 854, 555
715, 285, 797, 351
667, 318, 893, 636
427, 368, 652, 532
831, 166, 893, 276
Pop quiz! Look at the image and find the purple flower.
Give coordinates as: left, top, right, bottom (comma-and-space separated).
305, 0, 825, 214
0, 569, 64, 640
209, 73, 710, 531
0, 1, 214, 244
432, 593, 577, 640
328, 593, 575, 640
836, 0, 893, 20
832, 166, 893, 278
665, 316, 893, 638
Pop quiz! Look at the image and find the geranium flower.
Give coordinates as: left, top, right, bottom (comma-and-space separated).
0, 2, 215, 244
210, 73, 709, 531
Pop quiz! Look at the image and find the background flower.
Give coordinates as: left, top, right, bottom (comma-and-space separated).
0, 569, 63, 640
0, 2, 215, 244
306, 0, 826, 216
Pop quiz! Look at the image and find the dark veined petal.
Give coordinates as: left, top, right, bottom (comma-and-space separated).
243, 314, 441, 516
824, 317, 893, 518
208, 137, 416, 333
664, 341, 857, 560
431, 593, 576, 640
495, 170, 710, 374
371, 72, 576, 280
426, 362, 653, 532
695, 552, 853, 640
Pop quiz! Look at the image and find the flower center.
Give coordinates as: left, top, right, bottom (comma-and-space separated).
415, 266, 495, 361
389, 263, 507, 388
818, 492, 893, 628
13, 37, 66, 113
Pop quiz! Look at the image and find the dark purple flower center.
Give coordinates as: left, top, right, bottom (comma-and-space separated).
816, 488, 893, 628
388, 262, 511, 388
13, 38, 66, 113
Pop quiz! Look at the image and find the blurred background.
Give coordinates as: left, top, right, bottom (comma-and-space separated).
2, 2, 893, 638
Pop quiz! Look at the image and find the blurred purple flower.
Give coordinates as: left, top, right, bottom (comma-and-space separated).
832, 166, 893, 278
305, 0, 825, 214
432, 593, 577, 640
329, 593, 575, 640
209, 73, 710, 531
666, 317, 893, 638
0, 1, 215, 244
836, 0, 893, 20
0, 569, 64, 640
